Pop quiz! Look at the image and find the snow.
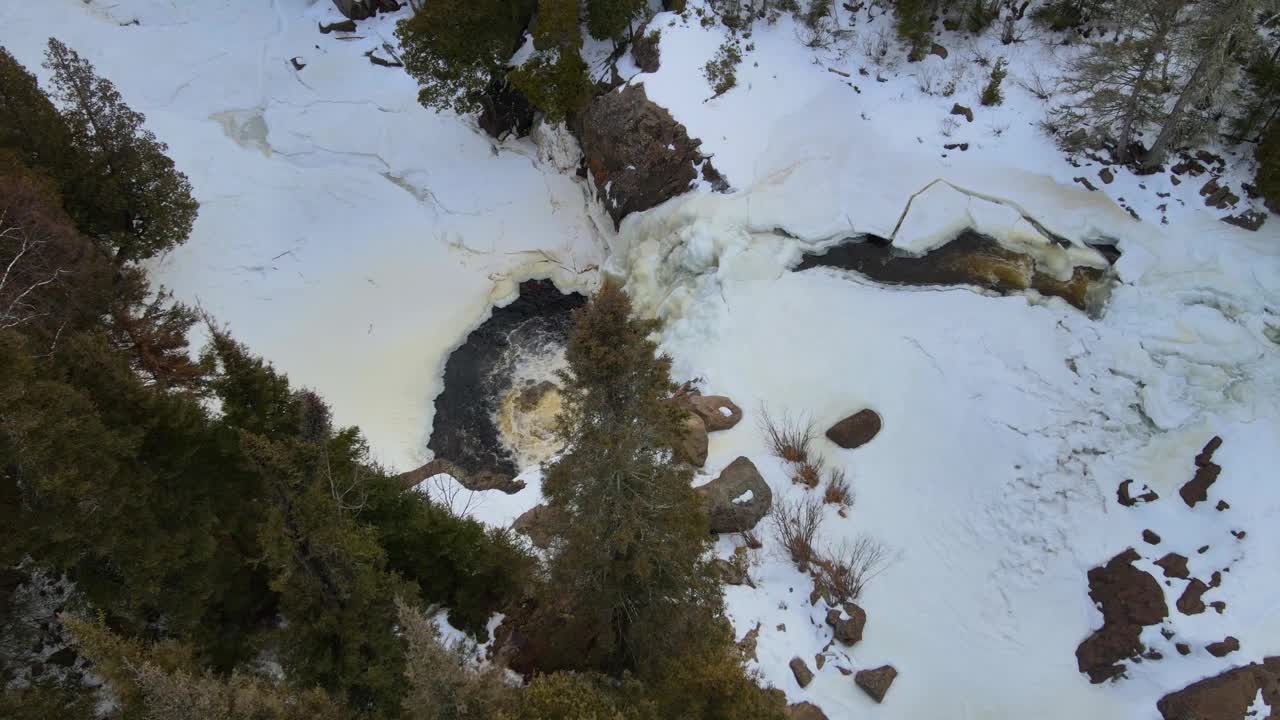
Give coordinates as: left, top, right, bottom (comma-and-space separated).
0, 0, 605, 471
732, 489, 754, 505
6, 1, 1279, 719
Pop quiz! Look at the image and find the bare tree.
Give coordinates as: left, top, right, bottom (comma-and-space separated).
0, 212, 67, 333
813, 534, 894, 603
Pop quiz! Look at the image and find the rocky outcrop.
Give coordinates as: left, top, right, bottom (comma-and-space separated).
330, 0, 400, 20
789, 657, 815, 688
825, 603, 867, 646
1157, 658, 1280, 720
513, 504, 561, 549
697, 457, 772, 534
677, 412, 709, 467
579, 84, 723, 228
787, 702, 829, 720
681, 394, 743, 432
1207, 637, 1241, 658
1154, 553, 1189, 579
1075, 548, 1168, 683
632, 28, 661, 73
1180, 436, 1223, 507
826, 410, 882, 449
1176, 579, 1209, 615
855, 665, 898, 703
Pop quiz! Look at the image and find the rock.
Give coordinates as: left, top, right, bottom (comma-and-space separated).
1154, 553, 1190, 579
1222, 210, 1267, 231
1076, 548, 1168, 683
579, 84, 719, 228
1215, 500, 1230, 511
855, 665, 898, 703
738, 623, 761, 662
950, 103, 974, 122
1211, 571, 1222, 587
48, 647, 76, 667
815, 654, 826, 670
826, 410, 882, 449
1206, 637, 1240, 658
787, 702, 829, 720
790, 657, 815, 688
677, 412, 709, 467
1175, 643, 1191, 656
478, 79, 536, 140
1074, 176, 1098, 192
825, 603, 867, 646
943, 142, 970, 151
396, 458, 527, 493
1171, 174, 1182, 185
329, 0, 397, 20
1210, 600, 1226, 614
1176, 579, 1208, 615
1180, 437, 1223, 508
682, 395, 743, 432
1197, 544, 1210, 554
319, 18, 358, 33
290, 57, 307, 71
513, 504, 561, 549
1199, 177, 1240, 209
1157, 657, 1280, 720
1099, 167, 1115, 184
712, 557, 750, 587
1142, 529, 1161, 545
1117, 479, 1159, 507
632, 27, 661, 73
696, 457, 773, 533
929, 43, 948, 58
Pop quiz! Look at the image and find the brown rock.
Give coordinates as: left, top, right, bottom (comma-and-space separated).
1157, 657, 1280, 720
1206, 637, 1240, 658
787, 702, 829, 720
1154, 553, 1190, 579
1142, 529, 1161, 545
677, 412, 709, 467
696, 457, 773, 534
712, 557, 751, 587
1223, 210, 1267, 232
950, 103, 974, 122
1076, 548, 1168, 683
1074, 176, 1098, 192
930, 43, 948, 59
580, 84, 719, 228
1176, 579, 1208, 615
790, 657, 815, 688
855, 665, 898, 703
826, 410, 882, 449
1117, 479, 1159, 507
512, 504, 561, 549
738, 623, 761, 662
1099, 167, 1115, 184
683, 395, 743, 432
1197, 544, 1210, 554
825, 603, 867, 646
1181, 437, 1223, 507
815, 654, 826, 670
631, 26, 661, 73
1215, 500, 1230, 511
1210, 600, 1226, 614
1175, 642, 1191, 656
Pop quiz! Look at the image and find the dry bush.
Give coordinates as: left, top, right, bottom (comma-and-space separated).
940, 116, 961, 137
1015, 65, 1056, 101
823, 467, 853, 507
860, 26, 892, 67
791, 455, 823, 488
739, 527, 763, 550
759, 405, 814, 464
769, 495, 824, 570
914, 63, 939, 95
812, 534, 893, 604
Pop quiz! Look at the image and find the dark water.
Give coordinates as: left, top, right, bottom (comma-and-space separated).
796, 231, 1112, 312
427, 280, 585, 480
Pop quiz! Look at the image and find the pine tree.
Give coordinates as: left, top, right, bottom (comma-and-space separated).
1256, 121, 1280, 212
894, 0, 935, 60
540, 280, 721, 676
0, 48, 75, 187
396, 0, 537, 114
42, 39, 197, 264
510, 0, 595, 122
1140, 0, 1266, 168
981, 57, 1008, 106
585, 0, 647, 43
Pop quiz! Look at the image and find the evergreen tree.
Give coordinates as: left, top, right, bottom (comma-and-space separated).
396, 0, 536, 114
1052, 0, 1185, 162
510, 0, 594, 123
42, 39, 198, 264
1231, 45, 1280, 142
1256, 121, 1280, 212
0, 48, 75, 187
585, 0, 647, 43
540, 280, 721, 676
894, 0, 936, 60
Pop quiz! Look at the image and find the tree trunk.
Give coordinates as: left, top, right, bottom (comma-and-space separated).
1141, 51, 1214, 168
1116, 48, 1159, 163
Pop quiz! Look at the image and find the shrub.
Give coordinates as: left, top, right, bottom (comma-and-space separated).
1256, 123, 1280, 213
758, 406, 814, 465
399, 599, 513, 720
508, 52, 594, 123
506, 672, 640, 720
980, 57, 1007, 106
812, 535, 893, 604
791, 456, 823, 488
823, 467, 853, 507
632, 29, 661, 72
770, 495, 824, 571
703, 40, 742, 97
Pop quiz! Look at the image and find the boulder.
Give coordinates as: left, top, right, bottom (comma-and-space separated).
826, 410, 882, 449
696, 457, 773, 534
677, 412, 709, 467
712, 557, 750, 586
513, 504, 561, 550
1176, 579, 1209, 615
329, 0, 398, 20
578, 84, 720, 228
1142, 529, 1161, 545
950, 103, 974, 122
1075, 548, 1168, 683
825, 603, 867, 646
683, 395, 743, 432
1222, 210, 1266, 232
789, 657, 815, 688
787, 702, 829, 720
1117, 479, 1158, 507
929, 43, 948, 59
1180, 437, 1223, 507
1099, 167, 1115, 184
1154, 553, 1189, 579
1206, 637, 1240, 658
1157, 658, 1280, 720
632, 27, 661, 73
855, 665, 898, 703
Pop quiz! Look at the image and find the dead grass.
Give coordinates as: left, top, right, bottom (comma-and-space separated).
823, 467, 853, 507
769, 495, 824, 571
812, 535, 894, 604
792, 456, 824, 488
759, 405, 815, 465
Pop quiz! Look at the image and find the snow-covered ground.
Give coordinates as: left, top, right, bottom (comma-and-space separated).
5, 1, 1278, 718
